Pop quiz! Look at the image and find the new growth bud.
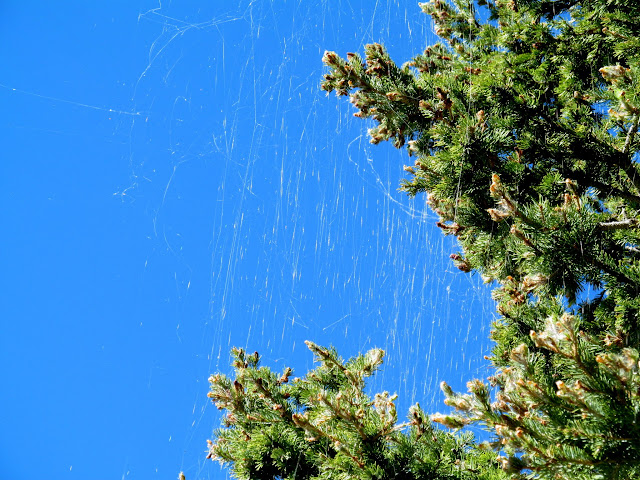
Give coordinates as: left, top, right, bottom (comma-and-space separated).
510, 343, 529, 366
431, 413, 470, 429
599, 64, 630, 83
522, 274, 547, 292
497, 455, 528, 473
322, 51, 342, 68
440, 380, 454, 397
489, 173, 503, 198
364, 348, 385, 370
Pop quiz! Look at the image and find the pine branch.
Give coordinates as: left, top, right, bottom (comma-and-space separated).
598, 218, 639, 230
622, 115, 639, 154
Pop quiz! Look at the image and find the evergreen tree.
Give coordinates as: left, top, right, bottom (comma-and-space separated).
207, 344, 506, 480
206, 0, 640, 478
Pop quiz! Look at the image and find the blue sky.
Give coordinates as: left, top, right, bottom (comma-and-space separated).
1, 2, 496, 479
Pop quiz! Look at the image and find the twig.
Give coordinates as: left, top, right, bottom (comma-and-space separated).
622, 115, 639, 154
598, 219, 639, 230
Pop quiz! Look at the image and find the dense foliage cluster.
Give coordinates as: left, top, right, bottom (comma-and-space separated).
207, 344, 506, 480
205, 0, 640, 478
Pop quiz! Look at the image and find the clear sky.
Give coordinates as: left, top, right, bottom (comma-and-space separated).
1, 2, 496, 479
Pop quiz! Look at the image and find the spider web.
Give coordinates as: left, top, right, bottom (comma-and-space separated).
126, 2, 496, 477
1, 1, 496, 479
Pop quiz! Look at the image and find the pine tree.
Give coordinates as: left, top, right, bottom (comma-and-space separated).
206, 0, 640, 478
207, 344, 506, 480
